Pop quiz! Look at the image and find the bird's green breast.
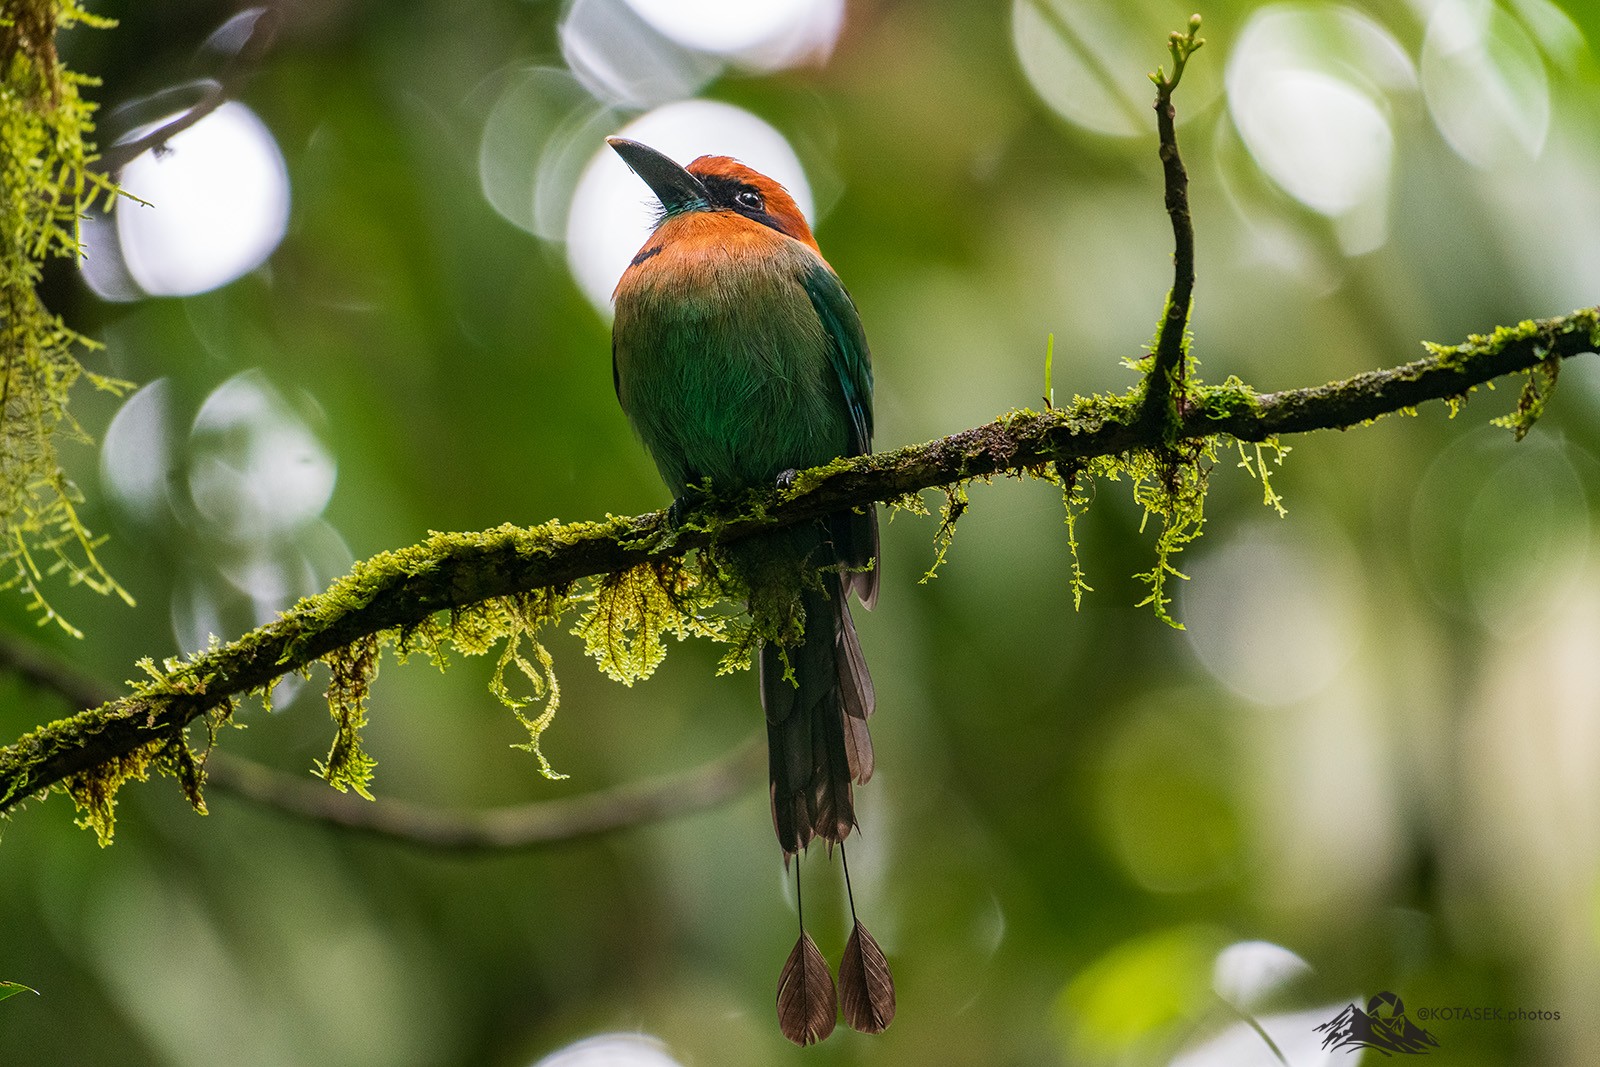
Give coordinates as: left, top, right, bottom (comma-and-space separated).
612, 219, 852, 496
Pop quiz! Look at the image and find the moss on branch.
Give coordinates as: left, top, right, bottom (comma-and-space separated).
1, 305, 1595, 839
4, 5, 1594, 857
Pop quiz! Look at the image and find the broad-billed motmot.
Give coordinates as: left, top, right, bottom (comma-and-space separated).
608, 137, 895, 1044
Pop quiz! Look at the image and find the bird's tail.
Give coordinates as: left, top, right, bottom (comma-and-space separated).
761, 573, 875, 855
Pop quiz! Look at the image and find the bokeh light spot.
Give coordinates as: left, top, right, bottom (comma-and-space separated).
187, 370, 336, 547
1421, 0, 1550, 168
1227, 4, 1412, 252
1410, 428, 1588, 635
79, 208, 143, 303
623, 0, 844, 69
479, 67, 618, 240
1232, 70, 1390, 217
115, 101, 290, 297
1056, 925, 1224, 1060
1212, 940, 1312, 1012
170, 518, 352, 667
103, 371, 347, 661
100, 377, 177, 525
1169, 1003, 1354, 1067
1508, 0, 1587, 70
1013, 0, 1219, 138
565, 100, 813, 315
1098, 703, 1241, 893
1183, 521, 1363, 707
560, 0, 722, 108
532, 1034, 685, 1067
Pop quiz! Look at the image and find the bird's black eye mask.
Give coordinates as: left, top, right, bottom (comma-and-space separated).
693, 174, 794, 238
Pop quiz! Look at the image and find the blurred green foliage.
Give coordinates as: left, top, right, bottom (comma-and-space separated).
5, 1, 1600, 1065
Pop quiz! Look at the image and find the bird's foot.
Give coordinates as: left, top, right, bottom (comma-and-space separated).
666, 484, 707, 527
775, 468, 800, 492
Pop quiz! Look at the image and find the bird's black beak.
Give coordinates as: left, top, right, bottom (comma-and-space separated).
608, 137, 710, 216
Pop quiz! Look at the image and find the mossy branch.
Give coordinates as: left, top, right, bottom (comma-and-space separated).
0, 305, 1596, 828
2, 13, 1595, 843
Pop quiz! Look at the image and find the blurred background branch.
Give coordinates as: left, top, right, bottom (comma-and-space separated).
210, 732, 764, 851
0, 634, 762, 850
96, 7, 280, 174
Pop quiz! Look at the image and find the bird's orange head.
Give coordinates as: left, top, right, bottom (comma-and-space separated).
608, 137, 820, 254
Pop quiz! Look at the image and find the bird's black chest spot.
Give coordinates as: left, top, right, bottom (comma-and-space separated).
631, 244, 663, 267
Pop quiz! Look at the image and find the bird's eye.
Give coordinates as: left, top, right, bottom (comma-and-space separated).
735, 189, 764, 211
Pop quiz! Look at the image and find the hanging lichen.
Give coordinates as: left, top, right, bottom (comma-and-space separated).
917, 483, 969, 584
315, 634, 380, 798
1233, 438, 1290, 517
1, 0, 131, 634
1493, 355, 1559, 441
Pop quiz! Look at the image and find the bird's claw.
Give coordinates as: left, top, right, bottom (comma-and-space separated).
667, 484, 707, 527
776, 468, 800, 491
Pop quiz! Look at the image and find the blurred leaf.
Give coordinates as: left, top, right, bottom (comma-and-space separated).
0, 981, 38, 1003
1097, 700, 1242, 893
1056, 924, 1226, 1061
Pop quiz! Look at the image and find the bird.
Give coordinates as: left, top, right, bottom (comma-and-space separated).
607, 137, 894, 1044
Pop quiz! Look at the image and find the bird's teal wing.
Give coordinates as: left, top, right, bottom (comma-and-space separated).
801, 262, 873, 458
802, 260, 879, 608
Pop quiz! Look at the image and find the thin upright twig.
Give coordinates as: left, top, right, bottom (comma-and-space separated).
1142, 14, 1204, 436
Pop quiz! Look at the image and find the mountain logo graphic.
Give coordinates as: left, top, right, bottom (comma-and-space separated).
1315, 991, 1441, 1055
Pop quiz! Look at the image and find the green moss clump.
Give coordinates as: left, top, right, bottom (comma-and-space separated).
61, 709, 211, 847
1423, 309, 1596, 439
1197, 376, 1264, 421
574, 560, 729, 685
